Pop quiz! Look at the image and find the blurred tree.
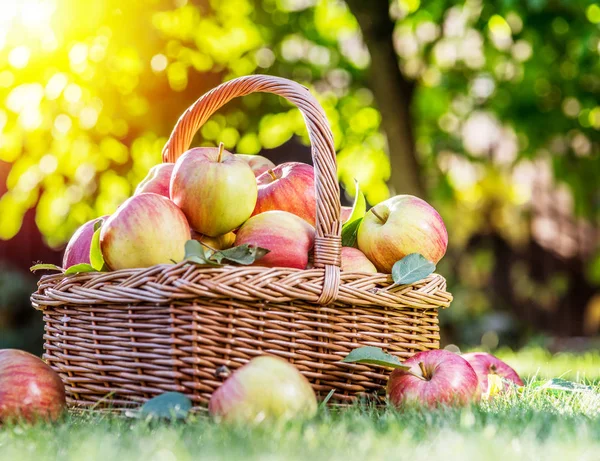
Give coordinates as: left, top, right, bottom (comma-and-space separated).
0, 0, 598, 340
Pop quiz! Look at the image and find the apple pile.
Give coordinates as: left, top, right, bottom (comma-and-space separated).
61, 142, 449, 275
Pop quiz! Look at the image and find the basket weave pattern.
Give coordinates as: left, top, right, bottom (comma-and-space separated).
32, 75, 452, 407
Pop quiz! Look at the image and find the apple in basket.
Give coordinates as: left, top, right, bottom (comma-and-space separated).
387, 349, 480, 409
134, 163, 175, 198
191, 230, 236, 251
209, 355, 317, 424
171, 143, 257, 237
341, 247, 377, 273
235, 211, 315, 269
341, 206, 353, 224
100, 193, 191, 270
462, 352, 523, 394
235, 154, 276, 177
0, 349, 66, 423
357, 195, 448, 273
62, 215, 109, 268
252, 162, 316, 226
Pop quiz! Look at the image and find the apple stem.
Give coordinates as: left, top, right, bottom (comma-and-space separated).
370, 208, 385, 223
490, 364, 497, 373
418, 361, 429, 380
217, 142, 225, 162
267, 169, 278, 181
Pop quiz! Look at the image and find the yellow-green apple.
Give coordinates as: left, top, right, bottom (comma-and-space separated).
357, 195, 448, 273
209, 355, 317, 424
100, 193, 191, 270
341, 206, 353, 224
235, 211, 315, 269
252, 162, 316, 225
235, 154, 276, 177
0, 349, 66, 423
134, 163, 175, 198
387, 349, 480, 409
341, 247, 377, 273
462, 352, 523, 394
171, 144, 257, 236
191, 230, 236, 251
62, 216, 108, 268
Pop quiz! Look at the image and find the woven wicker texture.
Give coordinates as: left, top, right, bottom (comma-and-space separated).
32, 75, 452, 407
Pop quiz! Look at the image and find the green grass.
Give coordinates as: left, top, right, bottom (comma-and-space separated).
1, 350, 599, 461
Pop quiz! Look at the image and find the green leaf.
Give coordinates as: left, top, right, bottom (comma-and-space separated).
391, 253, 436, 285
342, 346, 409, 370
30, 264, 64, 273
344, 179, 366, 224
184, 240, 219, 266
540, 378, 593, 393
212, 244, 270, 265
139, 392, 192, 421
89, 225, 105, 271
64, 263, 98, 275
341, 217, 362, 248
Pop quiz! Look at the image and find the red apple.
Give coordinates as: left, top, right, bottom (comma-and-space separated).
341, 206, 353, 224
341, 247, 377, 273
171, 144, 257, 236
62, 216, 109, 268
209, 355, 317, 424
234, 211, 315, 269
134, 163, 175, 198
235, 154, 276, 177
462, 352, 523, 394
191, 230, 236, 251
100, 193, 191, 270
387, 349, 480, 409
357, 195, 448, 273
0, 349, 66, 423
252, 162, 316, 226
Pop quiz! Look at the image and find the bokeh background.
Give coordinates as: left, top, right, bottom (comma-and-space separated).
0, 0, 598, 357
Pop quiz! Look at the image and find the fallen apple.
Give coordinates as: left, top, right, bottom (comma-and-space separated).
171, 144, 257, 236
209, 355, 317, 424
387, 349, 480, 409
252, 162, 316, 225
191, 230, 236, 251
62, 216, 108, 268
235, 211, 315, 269
341, 247, 377, 273
462, 352, 523, 394
134, 163, 175, 198
100, 193, 191, 270
0, 349, 66, 423
357, 195, 448, 273
235, 154, 276, 177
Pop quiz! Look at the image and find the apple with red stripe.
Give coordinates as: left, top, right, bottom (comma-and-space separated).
0, 350, 66, 423
62, 216, 109, 269
341, 247, 377, 273
358, 195, 448, 273
134, 163, 175, 198
462, 352, 523, 393
235, 154, 276, 177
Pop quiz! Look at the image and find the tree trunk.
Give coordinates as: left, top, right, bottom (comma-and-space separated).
345, 1, 425, 198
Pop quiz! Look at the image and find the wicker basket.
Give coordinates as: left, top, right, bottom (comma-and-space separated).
31, 75, 452, 408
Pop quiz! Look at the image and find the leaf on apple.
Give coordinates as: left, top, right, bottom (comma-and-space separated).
30, 263, 64, 273
341, 218, 362, 248
184, 240, 220, 266
391, 253, 436, 286
138, 392, 192, 421
64, 263, 99, 275
212, 244, 270, 265
89, 219, 108, 271
342, 346, 410, 370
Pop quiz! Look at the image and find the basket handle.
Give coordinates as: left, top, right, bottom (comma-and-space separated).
162, 75, 341, 304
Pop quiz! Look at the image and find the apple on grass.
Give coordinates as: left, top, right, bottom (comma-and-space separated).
252, 162, 316, 226
235, 154, 276, 177
357, 195, 448, 273
0, 349, 66, 423
209, 355, 317, 424
171, 143, 257, 237
134, 163, 175, 198
341, 247, 377, 273
62, 215, 109, 269
387, 349, 480, 409
462, 352, 523, 394
100, 193, 191, 270
235, 211, 315, 269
